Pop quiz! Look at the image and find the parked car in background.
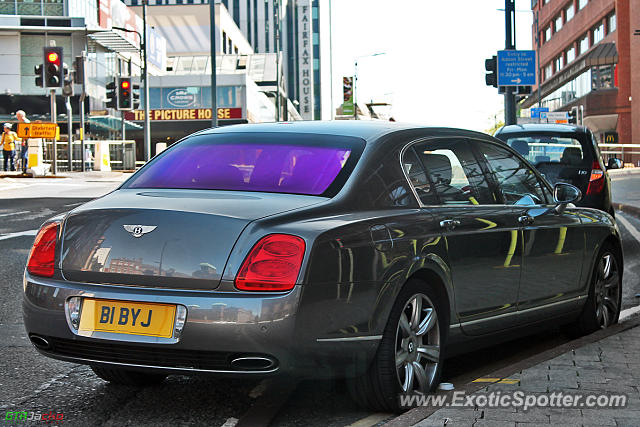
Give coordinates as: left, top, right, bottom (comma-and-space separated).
495, 124, 614, 216
24, 122, 622, 412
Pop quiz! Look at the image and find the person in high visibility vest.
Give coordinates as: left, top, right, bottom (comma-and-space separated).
2, 123, 20, 172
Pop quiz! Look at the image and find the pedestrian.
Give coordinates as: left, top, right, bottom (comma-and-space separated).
16, 110, 30, 173
84, 146, 93, 171
2, 123, 19, 172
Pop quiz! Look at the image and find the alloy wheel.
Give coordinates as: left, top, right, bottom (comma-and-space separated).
395, 293, 440, 393
594, 252, 620, 329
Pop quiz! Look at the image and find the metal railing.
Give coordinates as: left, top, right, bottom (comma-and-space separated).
42, 141, 136, 172
598, 144, 640, 165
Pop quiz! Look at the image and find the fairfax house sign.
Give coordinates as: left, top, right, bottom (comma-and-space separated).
297, 0, 314, 120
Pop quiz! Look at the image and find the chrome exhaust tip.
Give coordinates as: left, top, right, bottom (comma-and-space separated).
230, 356, 276, 371
29, 335, 51, 350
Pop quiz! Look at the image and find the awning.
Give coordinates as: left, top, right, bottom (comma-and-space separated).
584, 43, 618, 67
583, 114, 618, 133
89, 30, 140, 53
89, 115, 142, 132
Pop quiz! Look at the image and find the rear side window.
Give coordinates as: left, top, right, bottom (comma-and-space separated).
502, 135, 590, 167
124, 133, 365, 197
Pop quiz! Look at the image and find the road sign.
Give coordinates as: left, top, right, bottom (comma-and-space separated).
16, 122, 58, 139
540, 111, 569, 123
530, 107, 549, 118
497, 50, 536, 86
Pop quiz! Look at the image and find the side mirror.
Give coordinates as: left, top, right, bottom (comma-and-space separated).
554, 183, 582, 213
607, 158, 622, 170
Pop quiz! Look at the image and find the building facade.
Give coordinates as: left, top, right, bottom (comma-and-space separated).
125, 0, 327, 120
525, 0, 640, 155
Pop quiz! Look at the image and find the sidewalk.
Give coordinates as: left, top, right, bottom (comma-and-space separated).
390, 320, 640, 426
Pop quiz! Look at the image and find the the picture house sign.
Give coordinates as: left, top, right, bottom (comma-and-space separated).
297, 0, 314, 120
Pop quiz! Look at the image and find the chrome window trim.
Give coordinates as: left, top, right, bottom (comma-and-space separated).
399, 135, 555, 209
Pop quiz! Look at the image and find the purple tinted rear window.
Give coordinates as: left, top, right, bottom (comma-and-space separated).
125, 139, 355, 196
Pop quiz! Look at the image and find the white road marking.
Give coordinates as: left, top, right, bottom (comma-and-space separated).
346, 413, 393, 427
0, 229, 38, 241
0, 210, 30, 218
220, 418, 239, 427
248, 380, 268, 399
620, 305, 640, 322
616, 213, 640, 243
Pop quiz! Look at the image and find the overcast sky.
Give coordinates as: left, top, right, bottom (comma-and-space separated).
328, 0, 534, 132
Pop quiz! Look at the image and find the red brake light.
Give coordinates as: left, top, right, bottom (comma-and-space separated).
586, 160, 605, 195
235, 234, 305, 292
27, 222, 59, 277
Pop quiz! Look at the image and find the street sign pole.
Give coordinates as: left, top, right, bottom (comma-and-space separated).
504, 0, 517, 126
143, 0, 151, 162
50, 89, 57, 175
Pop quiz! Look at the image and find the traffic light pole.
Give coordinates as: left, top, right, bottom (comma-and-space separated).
50, 89, 57, 175
210, 0, 217, 128
504, 0, 517, 126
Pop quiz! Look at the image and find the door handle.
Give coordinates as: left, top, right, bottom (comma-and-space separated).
439, 219, 461, 231
518, 215, 535, 226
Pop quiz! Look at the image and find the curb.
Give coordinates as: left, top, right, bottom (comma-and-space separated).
614, 203, 640, 218
385, 318, 640, 427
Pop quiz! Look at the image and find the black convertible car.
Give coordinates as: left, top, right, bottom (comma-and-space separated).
24, 122, 622, 412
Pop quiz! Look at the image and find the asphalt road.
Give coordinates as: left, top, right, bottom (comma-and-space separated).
1, 177, 640, 426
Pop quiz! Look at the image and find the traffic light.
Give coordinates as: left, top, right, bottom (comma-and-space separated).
485, 55, 497, 88
34, 64, 43, 87
106, 78, 118, 109
43, 47, 64, 88
132, 82, 140, 110
568, 107, 578, 124
117, 77, 133, 110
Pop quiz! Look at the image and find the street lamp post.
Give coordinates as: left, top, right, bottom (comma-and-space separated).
210, 0, 217, 128
354, 52, 385, 120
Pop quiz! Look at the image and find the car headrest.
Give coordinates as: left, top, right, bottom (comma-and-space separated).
422, 154, 452, 185
535, 155, 551, 164
511, 139, 530, 156
561, 147, 582, 164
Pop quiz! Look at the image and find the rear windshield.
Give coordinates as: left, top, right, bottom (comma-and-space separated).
123, 133, 365, 196
500, 134, 592, 167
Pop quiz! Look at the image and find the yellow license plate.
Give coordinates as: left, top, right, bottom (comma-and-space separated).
78, 299, 176, 338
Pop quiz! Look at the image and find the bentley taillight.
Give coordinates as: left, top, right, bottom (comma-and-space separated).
235, 234, 305, 291
27, 222, 59, 277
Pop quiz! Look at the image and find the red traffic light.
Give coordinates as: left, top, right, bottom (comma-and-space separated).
47, 52, 59, 63
121, 80, 130, 89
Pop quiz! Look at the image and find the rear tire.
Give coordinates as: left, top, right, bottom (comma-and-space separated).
91, 365, 167, 386
347, 279, 447, 413
564, 243, 621, 337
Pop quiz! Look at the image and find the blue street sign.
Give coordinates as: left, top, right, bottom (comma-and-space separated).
531, 107, 549, 118
497, 50, 536, 86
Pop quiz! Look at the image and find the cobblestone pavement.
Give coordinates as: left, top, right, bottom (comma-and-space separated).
414, 325, 640, 426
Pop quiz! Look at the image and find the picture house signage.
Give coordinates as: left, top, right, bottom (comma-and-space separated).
125, 108, 243, 121
297, 0, 314, 120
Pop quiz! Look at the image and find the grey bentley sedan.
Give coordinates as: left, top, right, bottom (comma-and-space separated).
24, 122, 622, 412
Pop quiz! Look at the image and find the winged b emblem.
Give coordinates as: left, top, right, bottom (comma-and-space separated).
123, 224, 157, 238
